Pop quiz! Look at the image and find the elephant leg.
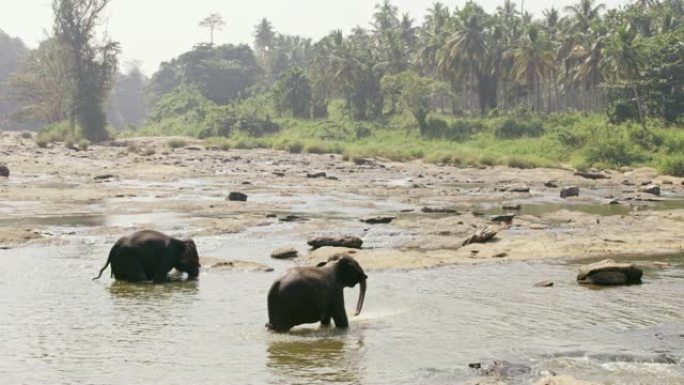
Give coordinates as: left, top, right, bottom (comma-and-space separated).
320, 314, 332, 327
111, 249, 147, 282
331, 293, 349, 329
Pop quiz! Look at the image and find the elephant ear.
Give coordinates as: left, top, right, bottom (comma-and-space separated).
336, 255, 367, 287
181, 239, 200, 267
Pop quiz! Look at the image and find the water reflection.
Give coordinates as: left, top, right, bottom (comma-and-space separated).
267, 332, 365, 385
107, 279, 199, 300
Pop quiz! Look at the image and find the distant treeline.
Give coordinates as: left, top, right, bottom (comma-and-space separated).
1, 0, 683, 138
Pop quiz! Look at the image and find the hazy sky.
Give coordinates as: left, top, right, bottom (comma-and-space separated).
1, 0, 628, 75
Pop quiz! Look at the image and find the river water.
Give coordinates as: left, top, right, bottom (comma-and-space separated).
1, 236, 682, 385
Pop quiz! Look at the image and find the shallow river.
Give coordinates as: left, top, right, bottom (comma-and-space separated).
1, 237, 683, 384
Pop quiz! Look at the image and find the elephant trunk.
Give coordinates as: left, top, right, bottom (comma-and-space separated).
354, 279, 366, 316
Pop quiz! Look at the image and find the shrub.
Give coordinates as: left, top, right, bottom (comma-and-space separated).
78, 139, 90, 151
35, 137, 49, 148
658, 155, 684, 177
495, 118, 544, 139
585, 137, 645, 167
167, 138, 188, 149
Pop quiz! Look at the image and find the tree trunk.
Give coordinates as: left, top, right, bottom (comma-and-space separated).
633, 85, 646, 131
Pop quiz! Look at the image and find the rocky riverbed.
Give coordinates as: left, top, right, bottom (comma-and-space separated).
2, 132, 684, 270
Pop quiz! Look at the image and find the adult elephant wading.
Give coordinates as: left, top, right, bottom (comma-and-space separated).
92, 230, 200, 283
266, 255, 367, 332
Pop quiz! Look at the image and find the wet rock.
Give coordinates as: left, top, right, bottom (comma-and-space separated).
273, 171, 285, 177
622, 179, 635, 186
326, 175, 339, 181
462, 226, 498, 246
544, 181, 558, 188
227, 192, 248, 202
93, 174, 115, 180
502, 184, 530, 193
490, 214, 515, 224
307, 171, 327, 178
560, 186, 579, 198
307, 235, 363, 250
482, 360, 531, 378
577, 259, 643, 286
640, 180, 653, 186
534, 280, 554, 287
353, 157, 376, 166
360, 216, 396, 224
205, 259, 274, 272
608, 199, 620, 205
501, 203, 521, 210
0, 164, 9, 177
468, 362, 482, 369
279, 215, 307, 222
638, 184, 660, 196
270, 247, 299, 260
421, 206, 460, 214
574, 171, 610, 180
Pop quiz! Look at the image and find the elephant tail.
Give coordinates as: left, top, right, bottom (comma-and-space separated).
92, 244, 116, 280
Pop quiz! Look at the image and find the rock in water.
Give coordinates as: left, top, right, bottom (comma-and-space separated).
270, 247, 299, 260
577, 259, 643, 285
227, 192, 248, 202
574, 171, 610, 180
307, 171, 327, 178
560, 186, 579, 198
639, 184, 661, 196
307, 236, 363, 249
0, 164, 9, 177
360, 216, 396, 224
462, 227, 498, 246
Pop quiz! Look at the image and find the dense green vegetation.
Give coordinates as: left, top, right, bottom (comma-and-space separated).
2, 0, 684, 173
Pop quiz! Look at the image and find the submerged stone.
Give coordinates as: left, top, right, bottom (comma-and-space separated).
577, 259, 643, 286
307, 235, 363, 249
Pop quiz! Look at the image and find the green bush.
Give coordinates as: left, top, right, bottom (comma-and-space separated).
35, 137, 49, 148
78, 139, 90, 151
167, 138, 188, 149
585, 136, 645, 167
495, 118, 544, 139
658, 155, 684, 177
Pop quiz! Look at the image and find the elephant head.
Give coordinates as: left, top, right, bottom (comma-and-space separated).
331, 255, 367, 316
177, 239, 201, 279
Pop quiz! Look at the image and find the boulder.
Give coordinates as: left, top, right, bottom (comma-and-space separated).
490, 214, 515, 224
270, 247, 299, 260
307, 171, 327, 178
227, 192, 248, 202
279, 215, 308, 222
545, 181, 559, 188
577, 259, 643, 285
421, 206, 460, 214
0, 164, 9, 177
94, 174, 115, 180
574, 171, 610, 180
503, 184, 530, 193
361, 216, 396, 224
639, 184, 661, 196
560, 186, 579, 198
534, 280, 554, 287
307, 235, 363, 249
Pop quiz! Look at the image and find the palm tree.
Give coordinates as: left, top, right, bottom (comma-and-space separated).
254, 18, 276, 60
198, 13, 225, 45
564, 0, 605, 35
438, 10, 487, 113
602, 26, 646, 129
508, 25, 554, 112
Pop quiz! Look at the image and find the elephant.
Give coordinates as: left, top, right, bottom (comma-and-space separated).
92, 230, 200, 283
266, 255, 367, 332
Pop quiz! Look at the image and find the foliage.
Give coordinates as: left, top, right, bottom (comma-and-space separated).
273, 67, 312, 118
494, 118, 544, 138
52, 0, 120, 142
146, 44, 261, 107
381, 71, 449, 134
